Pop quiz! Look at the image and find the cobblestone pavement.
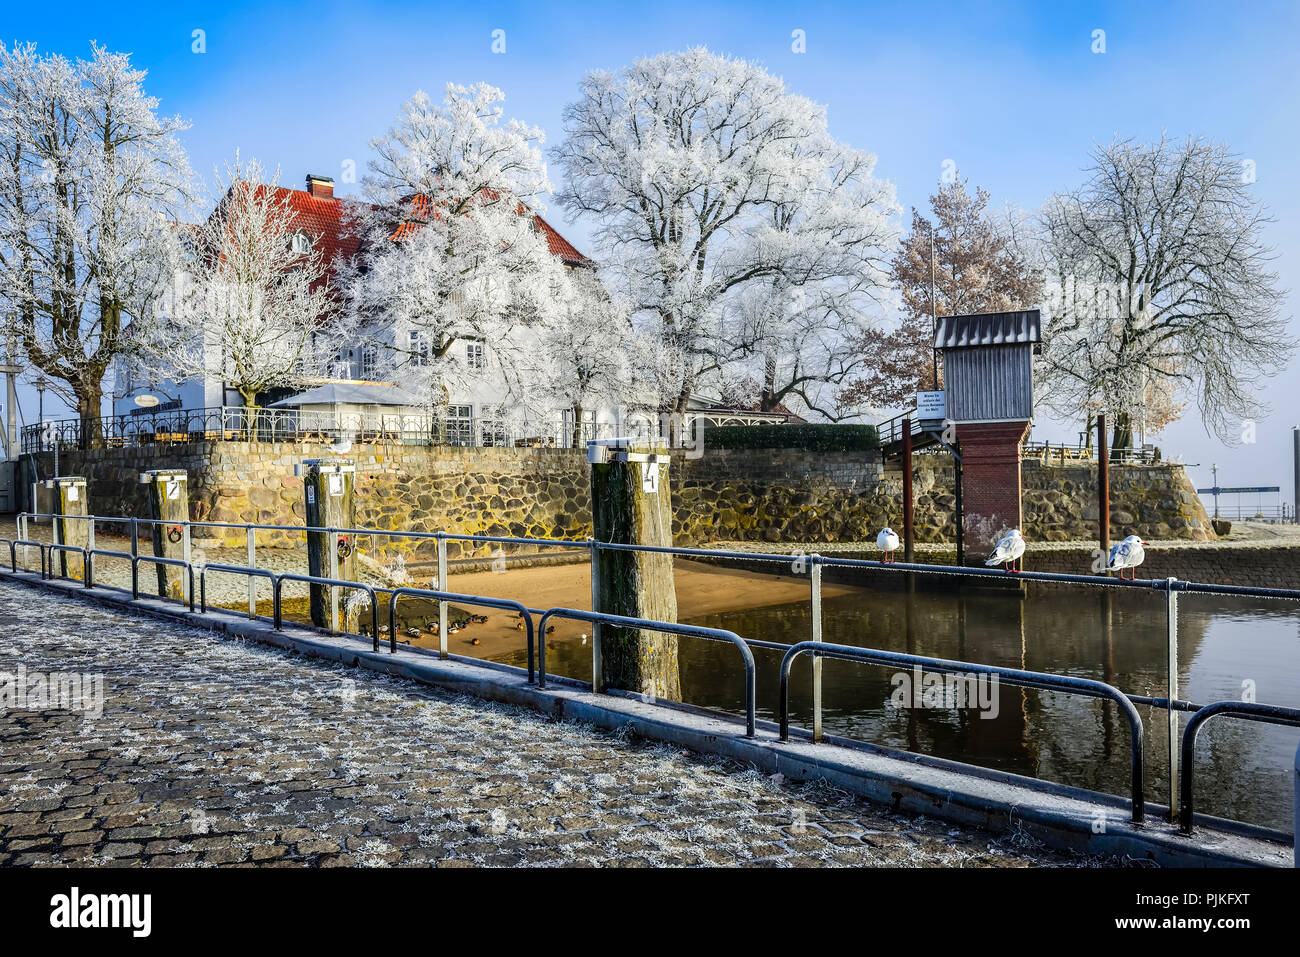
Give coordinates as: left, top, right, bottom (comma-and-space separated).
0, 580, 1113, 867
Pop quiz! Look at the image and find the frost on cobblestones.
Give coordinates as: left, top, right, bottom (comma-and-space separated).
0, 581, 1111, 868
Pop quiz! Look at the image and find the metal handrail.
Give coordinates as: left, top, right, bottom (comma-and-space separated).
85, 547, 134, 590
534, 606, 757, 737
10, 509, 1300, 832
1178, 700, 1300, 833
0, 538, 49, 579
386, 586, 535, 675
130, 555, 196, 612
777, 640, 1147, 823
17, 511, 1300, 603
19, 405, 618, 453
199, 563, 277, 619
272, 573, 378, 648
46, 543, 89, 587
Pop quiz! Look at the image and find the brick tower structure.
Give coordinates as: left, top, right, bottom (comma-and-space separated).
934, 310, 1041, 563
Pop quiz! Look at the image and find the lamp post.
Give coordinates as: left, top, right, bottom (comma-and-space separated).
1211, 463, 1220, 520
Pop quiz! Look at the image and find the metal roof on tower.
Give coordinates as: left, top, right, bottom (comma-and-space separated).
934, 309, 1042, 349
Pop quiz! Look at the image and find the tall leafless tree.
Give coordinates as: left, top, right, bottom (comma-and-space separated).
1038, 135, 1291, 448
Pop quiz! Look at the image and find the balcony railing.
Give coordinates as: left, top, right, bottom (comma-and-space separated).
1023, 440, 1163, 466
19, 406, 729, 453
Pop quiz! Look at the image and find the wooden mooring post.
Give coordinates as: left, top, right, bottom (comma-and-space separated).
587, 440, 681, 701
140, 469, 190, 601
49, 476, 88, 579
298, 459, 358, 633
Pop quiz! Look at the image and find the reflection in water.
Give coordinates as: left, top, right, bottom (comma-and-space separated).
498, 578, 1300, 833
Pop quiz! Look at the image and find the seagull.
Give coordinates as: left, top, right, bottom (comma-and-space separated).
1107, 535, 1148, 580
985, 529, 1026, 573
876, 527, 900, 564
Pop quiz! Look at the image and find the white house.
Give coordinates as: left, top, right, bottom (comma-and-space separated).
112, 172, 797, 445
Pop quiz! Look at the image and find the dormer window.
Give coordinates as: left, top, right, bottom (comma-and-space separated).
290, 232, 313, 255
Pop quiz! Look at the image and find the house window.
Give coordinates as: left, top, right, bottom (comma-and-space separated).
466, 342, 486, 372
290, 232, 313, 254
445, 405, 473, 446
409, 330, 430, 366
360, 346, 378, 380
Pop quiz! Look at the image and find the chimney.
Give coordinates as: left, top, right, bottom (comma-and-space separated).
306, 173, 334, 200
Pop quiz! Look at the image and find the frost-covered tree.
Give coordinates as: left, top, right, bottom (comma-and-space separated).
346, 83, 570, 406
554, 47, 898, 416
1038, 135, 1291, 448
0, 42, 192, 446
527, 272, 632, 446
136, 156, 339, 415
722, 142, 899, 417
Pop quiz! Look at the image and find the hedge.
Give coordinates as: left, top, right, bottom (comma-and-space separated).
703, 423, 879, 452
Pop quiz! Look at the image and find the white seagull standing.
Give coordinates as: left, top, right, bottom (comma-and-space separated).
1107, 535, 1148, 580
876, 526, 901, 563
985, 528, 1026, 573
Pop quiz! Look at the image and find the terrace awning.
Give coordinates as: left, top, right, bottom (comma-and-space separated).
267, 382, 428, 408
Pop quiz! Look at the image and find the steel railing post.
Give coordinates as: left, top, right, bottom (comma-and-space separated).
1166, 577, 1180, 821
85, 516, 95, 586
327, 528, 340, 634
180, 520, 191, 605
811, 553, 824, 743
246, 524, 256, 619
589, 537, 603, 692
436, 532, 449, 659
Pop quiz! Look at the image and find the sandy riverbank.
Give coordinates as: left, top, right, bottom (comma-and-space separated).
312, 558, 853, 660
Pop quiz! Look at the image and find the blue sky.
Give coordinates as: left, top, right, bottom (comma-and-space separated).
5, 0, 1300, 502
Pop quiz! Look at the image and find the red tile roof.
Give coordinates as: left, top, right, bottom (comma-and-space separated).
274, 185, 366, 270
386, 189, 590, 267
213, 179, 590, 271
196, 178, 591, 324
534, 212, 590, 266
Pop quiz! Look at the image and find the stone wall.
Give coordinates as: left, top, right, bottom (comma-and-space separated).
23, 442, 591, 559
22, 439, 1214, 553
675, 451, 1212, 544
